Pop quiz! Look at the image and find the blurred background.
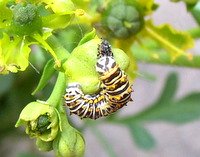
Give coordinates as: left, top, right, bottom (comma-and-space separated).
1, 0, 200, 157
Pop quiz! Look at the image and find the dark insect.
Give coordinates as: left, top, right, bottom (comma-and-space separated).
64, 40, 133, 119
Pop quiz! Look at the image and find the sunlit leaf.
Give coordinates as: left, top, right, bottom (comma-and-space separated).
42, 0, 75, 15
0, 34, 32, 74
0, 1, 12, 29
144, 21, 194, 60
42, 14, 73, 29
132, 37, 200, 68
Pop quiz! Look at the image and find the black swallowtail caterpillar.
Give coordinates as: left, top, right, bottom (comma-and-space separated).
64, 40, 133, 119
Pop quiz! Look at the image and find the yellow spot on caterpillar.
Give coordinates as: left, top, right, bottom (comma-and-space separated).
88, 100, 93, 104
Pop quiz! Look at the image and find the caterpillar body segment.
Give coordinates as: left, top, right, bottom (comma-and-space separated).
96, 40, 133, 109
64, 83, 118, 119
64, 40, 133, 119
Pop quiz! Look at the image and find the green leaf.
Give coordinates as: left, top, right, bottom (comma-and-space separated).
136, 0, 156, 14
136, 92, 200, 123
0, 1, 12, 29
161, 92, 200, 123
41, 0, 75, 15
190, 1, 200, 25
171, 0, 198, 5
144, 21, 194, 60
132, 37, 200, 68
54, 24, 87, 53
117, 73, 200, 124
155, 73, 178, 105
42, 14, 73, 29
127, 122, 155, 150
39, 0, 75, 30
78, 29, 96, 46
32, 59, 55, 95
32, 33, 60, 67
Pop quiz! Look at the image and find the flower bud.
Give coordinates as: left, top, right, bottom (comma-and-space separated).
15, 101, 59, 142
102, 1, 144, 38
11, 3, 42, 36
63, 38, 130, 94
13, 4, 37, 25
53, 127, 85, 157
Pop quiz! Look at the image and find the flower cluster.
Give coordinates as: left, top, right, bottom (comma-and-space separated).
16, 73, 85, 157
0, 0, 74, 74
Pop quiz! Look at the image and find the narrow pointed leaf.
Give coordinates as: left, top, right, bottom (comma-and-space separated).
117, 73, 200, 124
190, 1, 200, 25
155, 73, 178, 105
127, 123, 156, 150
78, 29, 96, 46
144, 21, 194, 60
32, 59, 55, 95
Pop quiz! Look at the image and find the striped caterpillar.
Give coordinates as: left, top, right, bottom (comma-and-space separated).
64, 40, 133, 119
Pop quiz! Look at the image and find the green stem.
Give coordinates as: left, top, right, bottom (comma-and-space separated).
58, 101, 71, 128
133, 48, 200, 68
47, 72, 66, 108
46, 72, 71, 128
32, 33, 61, 67
46, 35, 71, 60
90, 125, 118, 157
144, 26, 189, 58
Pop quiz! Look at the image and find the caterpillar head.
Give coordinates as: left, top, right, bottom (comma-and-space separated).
97, 40, 113, 58
64, 83, 83, 102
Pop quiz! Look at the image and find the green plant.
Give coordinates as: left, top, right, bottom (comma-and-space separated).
0, 0, 200, 156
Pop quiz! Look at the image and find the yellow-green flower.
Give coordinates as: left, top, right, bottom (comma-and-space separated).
0, 0, 75, 74
0, 33, 32, 74
15, 101, 60, 142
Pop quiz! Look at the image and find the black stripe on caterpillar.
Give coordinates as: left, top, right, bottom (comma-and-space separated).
64, 83, 120, 119
64, 39, 133, 119
96, 39, 133, 107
